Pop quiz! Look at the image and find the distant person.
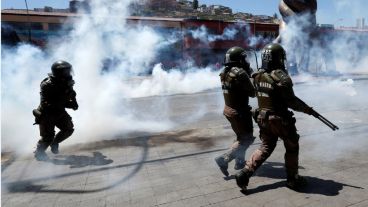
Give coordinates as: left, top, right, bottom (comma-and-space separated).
33, 60, 78, 161
235, 43, 314, 191
215, 46, 256, 176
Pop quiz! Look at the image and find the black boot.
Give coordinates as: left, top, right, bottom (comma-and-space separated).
286, 174, 307, 191
50, 143, 59, 154
34, 143, 49, 161
215, 155, 230, 177
235, 169, 253, 191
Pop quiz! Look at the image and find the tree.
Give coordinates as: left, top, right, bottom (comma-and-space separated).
193, 0, 199, 10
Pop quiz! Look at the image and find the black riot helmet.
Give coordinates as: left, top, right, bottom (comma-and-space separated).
261, 43, 287, 72
224, 46, 248, 66
51, 60, 73, 79
224, 46, 251, 74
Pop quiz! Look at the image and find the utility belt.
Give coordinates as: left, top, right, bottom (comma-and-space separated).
252, 108, 296, 128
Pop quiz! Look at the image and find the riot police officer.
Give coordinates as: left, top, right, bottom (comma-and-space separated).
215, 46, 256, 176
33, 60, 78, 161
235, 43, 314, 191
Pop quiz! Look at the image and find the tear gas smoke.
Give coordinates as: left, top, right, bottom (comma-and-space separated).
280, 13, 368, 74
189, 23, 273, 49
190, 25, 238, 43
124, 64, 219, 98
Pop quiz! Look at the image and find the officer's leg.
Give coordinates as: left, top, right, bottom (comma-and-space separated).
233, 115, 255, 170
235, 127, 277, 190
52, 112, 74, 154
234, 133, 255, 170
245, 129, 277, 173
215, 115, 251, 176
35, 116, 55, 160
215, 142, 234, 176
281, 123, 306, 190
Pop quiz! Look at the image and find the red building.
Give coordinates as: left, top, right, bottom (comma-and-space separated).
1, 9, 279, 67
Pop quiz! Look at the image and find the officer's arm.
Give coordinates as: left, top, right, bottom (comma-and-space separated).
238, 71, 256, 97
66, 88, 78, 110
280, 84, 310, 113
40, 82, 53, 110
272, 70, 311, 114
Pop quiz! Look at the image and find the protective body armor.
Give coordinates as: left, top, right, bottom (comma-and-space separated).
220, 66, 255, 115
216, 65, 256, 175
252, 69, 309, 116
38, 74, 78, 112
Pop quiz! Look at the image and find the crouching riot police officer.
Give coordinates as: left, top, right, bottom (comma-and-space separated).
33, 60, 78, 161
215, 46, 256, 177
235, 43, 315, 191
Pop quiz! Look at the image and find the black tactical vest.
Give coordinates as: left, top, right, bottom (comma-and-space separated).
253, 69, 289, 115
39, 75, 76, 112
220, 66, 251, 113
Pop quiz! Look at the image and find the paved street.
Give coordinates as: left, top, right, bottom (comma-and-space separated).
2, 76, 368, 207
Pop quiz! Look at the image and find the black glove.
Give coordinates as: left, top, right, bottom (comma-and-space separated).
65, 99, 78, 110
72, 102, 79, 110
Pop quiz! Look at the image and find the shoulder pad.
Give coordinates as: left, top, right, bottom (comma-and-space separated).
229, 67, 246, 77
40, 77, 52, 88
270, 69, 293, 87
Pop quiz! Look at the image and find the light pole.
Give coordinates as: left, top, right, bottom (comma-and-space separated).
24, 0, 32, 42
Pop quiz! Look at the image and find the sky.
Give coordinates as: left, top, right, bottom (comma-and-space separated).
1, 0, 367, 27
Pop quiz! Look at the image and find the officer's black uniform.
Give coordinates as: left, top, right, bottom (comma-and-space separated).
33, 60, 78, 160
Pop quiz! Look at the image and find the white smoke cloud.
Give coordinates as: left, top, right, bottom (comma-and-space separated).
124, 63, 219, 98
280, 12, 368, 75
190, 25, 239, 43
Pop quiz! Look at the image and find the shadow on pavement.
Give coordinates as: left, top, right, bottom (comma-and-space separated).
299, 176, 364, 195
224, 162, 305, 180
255, 161, 305, 179
5, 181, 46, 193
4, 137, 150, 194
3, 138, 228, 194
244, 176, 364, 196
49, 152, 113, 168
